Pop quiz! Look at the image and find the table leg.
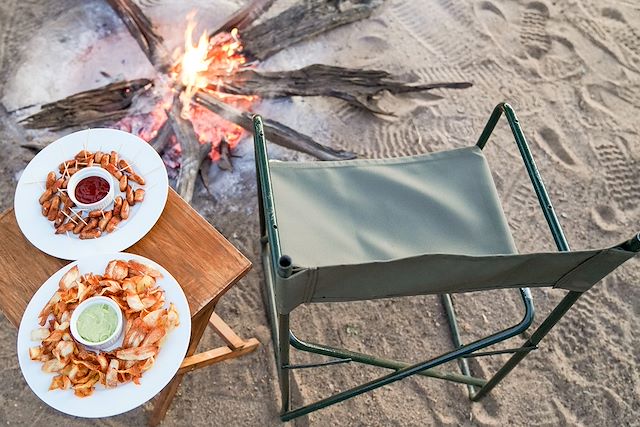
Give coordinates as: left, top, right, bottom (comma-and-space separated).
148, 301, 217, 426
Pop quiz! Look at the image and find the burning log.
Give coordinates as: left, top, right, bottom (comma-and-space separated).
169, 99, 212, 203
20, 79, 153, 130
106, 0, 208, 202
195, 91, 356, 161
241, 0, 382, 61
209, 0, 277, 37
106, 0, 171, 71
149, 113, 173, 154
215, 65, 473, 115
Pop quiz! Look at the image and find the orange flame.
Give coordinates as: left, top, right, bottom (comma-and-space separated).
118, 15, 259, 163
178, 14, 213, 118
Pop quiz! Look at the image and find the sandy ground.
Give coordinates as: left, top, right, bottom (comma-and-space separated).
1, 0, 639, 425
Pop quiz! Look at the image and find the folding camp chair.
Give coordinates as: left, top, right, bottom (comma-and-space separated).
252, 103, 639, 421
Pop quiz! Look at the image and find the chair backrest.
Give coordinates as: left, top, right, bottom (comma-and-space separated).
272, 243, 637, 314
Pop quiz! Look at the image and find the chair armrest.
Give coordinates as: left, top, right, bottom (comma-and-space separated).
253, 115, 292, 278
476, 102, 570, 252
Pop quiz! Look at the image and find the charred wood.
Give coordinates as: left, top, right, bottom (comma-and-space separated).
20, 79, 153, 130
195, 91, 356, 160
241, 0, 382, 60
149, 116, 174, 154
217, 137, 234, 171
106, 0, 171, 70
199, 156, 214, 198
170, 99, 212, 203
209, 0, 277, 37
215, 64, 472, 115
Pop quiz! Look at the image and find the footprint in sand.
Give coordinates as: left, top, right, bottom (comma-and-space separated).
593, 136, 640, 211
599, 6, 640, 70
538, 35, 586, 80
520, 1, 551, 59
474, 1, 520, 54
583, 82, 638, 123
476, 0, 583, 78
355, 35, 391, 53
591, 204, 620, 232
535, 126, 581, 169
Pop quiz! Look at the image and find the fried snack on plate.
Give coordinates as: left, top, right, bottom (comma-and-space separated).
46, 172, 56, 189
42, 149, 146, 239
134, 189, 145, 203
79, 229, 102, 240
105, 216, 121, 233
30, 260, 179, 397
125, 185, 134, 206
98, 211, 113, 231
113, 196, 123, 217
41, 200, 51, 217
39, 188, 53, 205
73, 219, 86, 235
120, 200, 130, 220
104, 163, 123, 180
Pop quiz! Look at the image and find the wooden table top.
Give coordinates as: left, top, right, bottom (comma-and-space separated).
0, 188, 251, 327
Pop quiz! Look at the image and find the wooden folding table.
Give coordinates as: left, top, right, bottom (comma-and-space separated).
0, 188, 258, 425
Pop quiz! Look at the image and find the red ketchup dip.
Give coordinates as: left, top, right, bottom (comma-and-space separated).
75, 176, 110, 204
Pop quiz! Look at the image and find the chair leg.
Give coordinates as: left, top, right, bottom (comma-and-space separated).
278, 313, 291, 414
472, 290, 582, 401
279, 289, 534, 421
441, 293, 475, 397
261, 245, 293, 414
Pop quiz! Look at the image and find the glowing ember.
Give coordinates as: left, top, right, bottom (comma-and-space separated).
117, 15, 258, 164
203, 28, 248, 87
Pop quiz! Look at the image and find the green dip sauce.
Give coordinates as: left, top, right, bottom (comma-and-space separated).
77, 303, 117, 342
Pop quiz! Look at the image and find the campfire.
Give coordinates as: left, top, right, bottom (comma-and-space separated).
19, 0, 473, 203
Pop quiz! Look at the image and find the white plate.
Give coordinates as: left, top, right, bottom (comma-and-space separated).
17, 252, 191, 418
14, 128, 169, 260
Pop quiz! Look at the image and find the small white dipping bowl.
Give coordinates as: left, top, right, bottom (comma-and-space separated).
67, 167, 115, 211
70, 296, 123, 351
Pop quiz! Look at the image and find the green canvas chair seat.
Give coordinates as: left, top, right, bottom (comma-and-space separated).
253, 103, 639, 421
269, 147, 633, 314
271, 146, 517, 265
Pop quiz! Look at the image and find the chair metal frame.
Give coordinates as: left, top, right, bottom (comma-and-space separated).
253, 103, 640, 421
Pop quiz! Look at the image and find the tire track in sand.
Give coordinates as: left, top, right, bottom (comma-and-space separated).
360, 116, 432, 159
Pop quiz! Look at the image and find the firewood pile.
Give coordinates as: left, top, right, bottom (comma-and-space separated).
19, 0, 472, 203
